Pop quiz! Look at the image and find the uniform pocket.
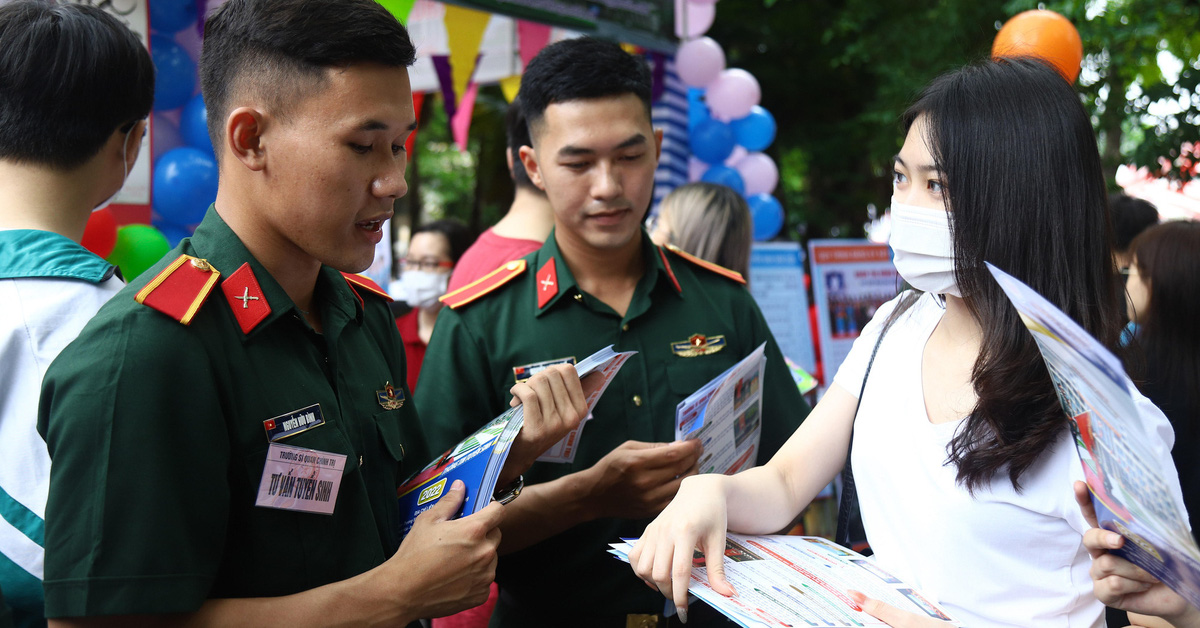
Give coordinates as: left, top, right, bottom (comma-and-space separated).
373, 408, 406, 463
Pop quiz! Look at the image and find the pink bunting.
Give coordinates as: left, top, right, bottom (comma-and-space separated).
452, 82, 480, 152
518, 20, 551, 68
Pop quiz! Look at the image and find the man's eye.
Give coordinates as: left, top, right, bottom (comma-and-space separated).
349, 143, 372, 154
563, 162, 588, 170
620, 154, 644, 162
392, 144, 404, 156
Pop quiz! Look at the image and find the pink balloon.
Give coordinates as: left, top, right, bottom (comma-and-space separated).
675, 37, 725, 87
174, 25, 203, 62
689, 0, 719, 4
736, 152, 779, 196
151, 114, 185, 167
724, 145, 748, 167
688, 156, 708, 182
705, 68, 761, 121
675, 0, 715, 39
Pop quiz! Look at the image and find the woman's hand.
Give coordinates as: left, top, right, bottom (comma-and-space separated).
847, 591, 955, 628
628, 474, 735, 623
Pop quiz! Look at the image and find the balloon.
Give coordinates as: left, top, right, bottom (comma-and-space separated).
676, 37, 725, 88
153, 147, 218, 226
689, 118, 736, 165
81, 208, 118, 258
180, 94, 214, 158
724, 145, 748, 167
107, 224, 171, 281
151, 34, 197, 111
674, 0, 715, 39
174, 23, 204, 61
700, 165, 746, 196
736, 152, 779, 196
149, 0, 198, 33
731, 106, 777, 152
687, 88, 709, 132
993, 10, 1082, 83
705, 69, 761, 121
153, 218, 195, 248
747, 194, 784, 241
687, 157, 708, 182
151, 113, 185, 166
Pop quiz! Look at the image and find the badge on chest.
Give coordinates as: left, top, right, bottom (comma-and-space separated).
263, 403, 325, 442
255, 443, 346, 515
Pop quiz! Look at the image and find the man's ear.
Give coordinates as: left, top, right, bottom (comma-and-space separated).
123, 119, 149, 173
226, 107, 267, 171
506, 147, 515, 176
654, 127, 664, 161
518, 145, 546, 191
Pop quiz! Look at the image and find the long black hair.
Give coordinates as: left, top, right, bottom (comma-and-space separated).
897, 57, 1124, 492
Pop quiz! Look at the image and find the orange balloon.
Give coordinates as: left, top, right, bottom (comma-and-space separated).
993, 9, 1083, 83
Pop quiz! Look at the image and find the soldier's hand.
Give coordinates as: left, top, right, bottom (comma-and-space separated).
584, 440, 702, 520
387, 480, 504, 619
502, 364, 587, 482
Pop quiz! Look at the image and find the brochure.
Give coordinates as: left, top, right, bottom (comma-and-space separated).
986, 262, 1200, 607
609, 534, 959, 627
396, 344, 636, 537
675, 343, 767, 475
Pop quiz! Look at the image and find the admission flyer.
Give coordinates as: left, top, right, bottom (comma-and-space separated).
987, 263, 1200, 607
675, 343, 767, 475
609, 534, 958, 627
396, 345, 635, 537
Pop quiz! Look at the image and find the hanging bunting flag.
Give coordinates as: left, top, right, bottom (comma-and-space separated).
452, 82, 480, 152
443, 3, 490, 109
517, 20, 551, 68
500, 75, 521, 103
431, 55, 458, 119
377, 0, 417, 23
404, 91, 425, 157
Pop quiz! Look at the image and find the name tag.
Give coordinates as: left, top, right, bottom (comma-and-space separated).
513, 356, 576, 383
263, 403, 325, 442
255, 443, 346, 515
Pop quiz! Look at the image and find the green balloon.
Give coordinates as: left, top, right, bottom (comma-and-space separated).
107, 224, 171, 281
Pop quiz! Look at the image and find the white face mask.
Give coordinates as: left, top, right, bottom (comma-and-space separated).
93, 122, 140, 212
400, 269, 450, 310
888, 199, 960, 297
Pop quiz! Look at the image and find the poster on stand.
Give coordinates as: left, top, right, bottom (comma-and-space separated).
808, 240, 899, 395
749, 242, 816, 375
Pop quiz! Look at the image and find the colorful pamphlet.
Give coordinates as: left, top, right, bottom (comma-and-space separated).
675, 342, 767, 475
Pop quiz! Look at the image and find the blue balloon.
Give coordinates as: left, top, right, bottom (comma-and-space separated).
149, 0, 198, 34
690, 118, 736, 165
152, 218, 195, 248
731, 106, 777, 152
153, 147, 218, 226
688, 88, 709, 132
181, 94, 214, 158
151, 35, 197, 111
747, 194, 784, 241
700, 165, 746, 196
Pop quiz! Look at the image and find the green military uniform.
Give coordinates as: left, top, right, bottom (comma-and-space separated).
416, 230, 809, 627
37, 207, 430, 618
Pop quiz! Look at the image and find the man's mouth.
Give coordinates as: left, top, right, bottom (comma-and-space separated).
357, 219, 386, 232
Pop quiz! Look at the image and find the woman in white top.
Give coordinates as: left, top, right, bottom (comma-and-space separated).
628, 57, 1179, 628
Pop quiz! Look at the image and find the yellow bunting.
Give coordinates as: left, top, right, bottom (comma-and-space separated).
444, 4, 491, 107
500, 75, 521, 103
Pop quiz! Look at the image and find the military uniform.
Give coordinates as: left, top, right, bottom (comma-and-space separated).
37, 207, 429, 618
416, 230, 809, 627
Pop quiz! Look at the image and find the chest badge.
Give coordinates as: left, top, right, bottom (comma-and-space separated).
671, 334, 727, 357
377, 382, 405, 410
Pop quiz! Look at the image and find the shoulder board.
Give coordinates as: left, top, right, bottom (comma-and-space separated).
440, 259, 527, 309
664, 244, 745, 285
342, 272, 393, 302
134, 254, 222, 325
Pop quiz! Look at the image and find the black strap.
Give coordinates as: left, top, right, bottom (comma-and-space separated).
835, 327, 888, 549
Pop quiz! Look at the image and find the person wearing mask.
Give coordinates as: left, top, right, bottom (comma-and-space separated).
0, 4, 152, 625
629, 57, 1177, 627
648, 182, 753, 280
396, 218, 473, 392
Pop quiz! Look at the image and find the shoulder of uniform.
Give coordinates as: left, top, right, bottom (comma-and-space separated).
133, 254, 222, 325
342, 272, 393, 302
663, 244, 746, 285
440, 259, 527, 309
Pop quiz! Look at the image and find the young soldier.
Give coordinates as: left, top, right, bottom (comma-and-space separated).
37, 1, 584, 626
0, 4, 152, 626
417, 38, 809, 627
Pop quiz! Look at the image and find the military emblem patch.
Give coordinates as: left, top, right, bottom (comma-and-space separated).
671, 334, 727, 357
377, 382, 405, 410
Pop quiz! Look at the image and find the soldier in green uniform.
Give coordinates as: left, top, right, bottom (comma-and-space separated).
36, 1, 585, 626
416, 38, 810, 628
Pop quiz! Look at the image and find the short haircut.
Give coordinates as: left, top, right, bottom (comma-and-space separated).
506, 97, 537, 191
1110, 193, 1159, 253
518, 37, 652, 140
0, 1, 154, 170
200, 0, 416, 157
658, 183, 752, 278
411, 219, 475, 264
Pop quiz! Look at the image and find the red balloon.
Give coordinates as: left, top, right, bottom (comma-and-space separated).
81, 208, 118, 258
993, 10, 1083, 83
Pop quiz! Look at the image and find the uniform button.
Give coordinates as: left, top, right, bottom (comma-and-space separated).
632, 394, 643, 407
622, 323, 630, 331
573, 293, 583, 302
358, 455, 364, 467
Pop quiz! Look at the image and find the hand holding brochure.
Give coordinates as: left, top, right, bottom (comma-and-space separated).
986, 262, 1200, 607
397, 345, 635, 537
610, 534, 959, 627
675, 342, 767, 475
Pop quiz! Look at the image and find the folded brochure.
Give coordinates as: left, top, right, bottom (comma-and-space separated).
676, 342, 767, 476
610, 534, 959, 627
397, 344, 635, 537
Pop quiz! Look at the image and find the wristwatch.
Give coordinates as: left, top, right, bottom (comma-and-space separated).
493, 475, 524, 505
